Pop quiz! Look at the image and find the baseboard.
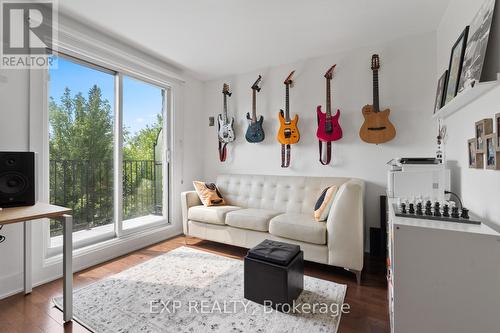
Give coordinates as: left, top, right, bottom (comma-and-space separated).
0, 272, 24, 300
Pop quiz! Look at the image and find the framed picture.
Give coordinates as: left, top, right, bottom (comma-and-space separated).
485, 134, 500, 170
496, 113, 500, 151
434, 70, 448, 114
468, 138, 477, 168
458, 0, 496, 93
475, 118, 493, 152
444, 26, 469, 105
468, 138, 484, 169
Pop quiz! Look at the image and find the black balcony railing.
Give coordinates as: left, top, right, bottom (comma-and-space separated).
49, 159, 162, 237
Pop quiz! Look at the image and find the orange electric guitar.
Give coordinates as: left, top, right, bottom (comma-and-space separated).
359, 54, 396, 144
277, 71, 300, 144
277, 71, 299, 168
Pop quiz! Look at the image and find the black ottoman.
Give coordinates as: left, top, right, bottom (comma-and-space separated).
244, 239, 304, 311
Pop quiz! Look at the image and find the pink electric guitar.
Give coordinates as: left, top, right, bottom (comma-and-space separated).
316, 64, 342, 142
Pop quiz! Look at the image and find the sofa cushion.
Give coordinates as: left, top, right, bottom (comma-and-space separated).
188, 205, 241, 225
225, 208, 280, 232
314, 185, 338, 221
193, 181, 226, 206
269, 213, 327, 245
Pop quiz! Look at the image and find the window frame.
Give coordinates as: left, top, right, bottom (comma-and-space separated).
45, 52, 172, 254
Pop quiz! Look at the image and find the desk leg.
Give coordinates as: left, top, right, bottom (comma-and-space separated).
24, 221, 32, 294
62, 215, 73, 323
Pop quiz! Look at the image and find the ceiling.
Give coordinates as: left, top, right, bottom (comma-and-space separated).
60, 0, 450, 81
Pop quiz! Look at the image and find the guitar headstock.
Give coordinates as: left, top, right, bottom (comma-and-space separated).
251, 75, 262, 92
222, 83, 232, 96
324, 64, 336, 80
284, 70, 295, 86
371, 54, 380, 71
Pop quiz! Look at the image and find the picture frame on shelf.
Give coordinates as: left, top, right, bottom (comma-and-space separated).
468, 138, 484, 169
496, 113, 500, 151
458, 0, 496, 93
485, 134, 500, 170
434, 70, 448, 114
475, 118, 493, 152
444, 26, 469, 105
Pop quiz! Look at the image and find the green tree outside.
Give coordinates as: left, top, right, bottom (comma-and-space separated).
49, 85, 162, 236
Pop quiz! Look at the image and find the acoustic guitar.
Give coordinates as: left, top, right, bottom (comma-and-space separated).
245, 75, 265, 143
359, 54, 396, 144
277, 71, 300, 145
317, 64, 342, 142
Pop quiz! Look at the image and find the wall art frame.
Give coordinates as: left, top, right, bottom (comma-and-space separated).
475, 118, 493, 153
434, 70, 448, 114
485, 133, 500, 170
444, 26, 469, 105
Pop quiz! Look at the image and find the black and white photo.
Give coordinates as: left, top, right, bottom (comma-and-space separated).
444, 26, 469, 105
434, 70, 447, 113
485, 133, 500, 169
458, 0, 496, 92
468, 138, 477, 168
486, 135, 495, 166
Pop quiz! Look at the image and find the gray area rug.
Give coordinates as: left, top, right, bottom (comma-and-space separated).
54, 246, 347, 333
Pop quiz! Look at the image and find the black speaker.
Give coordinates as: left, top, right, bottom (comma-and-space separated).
370, 227, 382, 257
0, 152, 35, 208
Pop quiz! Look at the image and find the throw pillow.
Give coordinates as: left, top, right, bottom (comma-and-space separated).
314, 185, 338, 221
193, 181, 226, 206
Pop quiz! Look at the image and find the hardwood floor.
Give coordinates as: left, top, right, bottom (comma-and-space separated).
0, 236, 389, 333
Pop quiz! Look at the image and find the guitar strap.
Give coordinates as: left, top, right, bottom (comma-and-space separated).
218, 141, 227, 162
281, 144, 291, 168
318, 141, 332, 165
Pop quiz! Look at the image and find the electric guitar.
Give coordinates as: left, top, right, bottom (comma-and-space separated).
277, 71, 300, 145
245, 75, 265, 143
217, 83, 235, 143
359, 54, 396, 144
316, 64, 342, 142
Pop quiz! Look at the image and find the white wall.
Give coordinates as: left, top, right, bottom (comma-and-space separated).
0, 68, 30, 295
201, 32, 438, 250
0, 17, 204, 298
437, 0, 500, 232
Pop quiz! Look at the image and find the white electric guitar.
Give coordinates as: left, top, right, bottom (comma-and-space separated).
217, 83, 235, 143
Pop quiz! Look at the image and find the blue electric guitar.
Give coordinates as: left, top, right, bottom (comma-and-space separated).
245, 75, 265, 143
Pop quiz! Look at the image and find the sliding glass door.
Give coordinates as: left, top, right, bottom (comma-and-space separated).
48, 54, 170, 251
121, 76, 168, 231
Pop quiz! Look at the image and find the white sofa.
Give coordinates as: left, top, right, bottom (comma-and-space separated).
181, 174, 365, 283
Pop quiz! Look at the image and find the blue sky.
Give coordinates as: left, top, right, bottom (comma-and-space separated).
49, 57, 163, 135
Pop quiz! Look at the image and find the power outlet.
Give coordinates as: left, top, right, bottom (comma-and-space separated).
209, 116, 215, 127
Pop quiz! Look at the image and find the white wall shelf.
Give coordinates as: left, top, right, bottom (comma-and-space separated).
433, 75, 500, 120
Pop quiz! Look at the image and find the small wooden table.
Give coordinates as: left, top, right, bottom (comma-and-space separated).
0, 203, 73, 322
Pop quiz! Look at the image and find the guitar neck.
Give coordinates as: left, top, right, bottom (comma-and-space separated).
373, 70, 380, 112
285, 84, 290, 122
223, 94, 228, 122
252, 89, 257, 122
326, 78, 332, 118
